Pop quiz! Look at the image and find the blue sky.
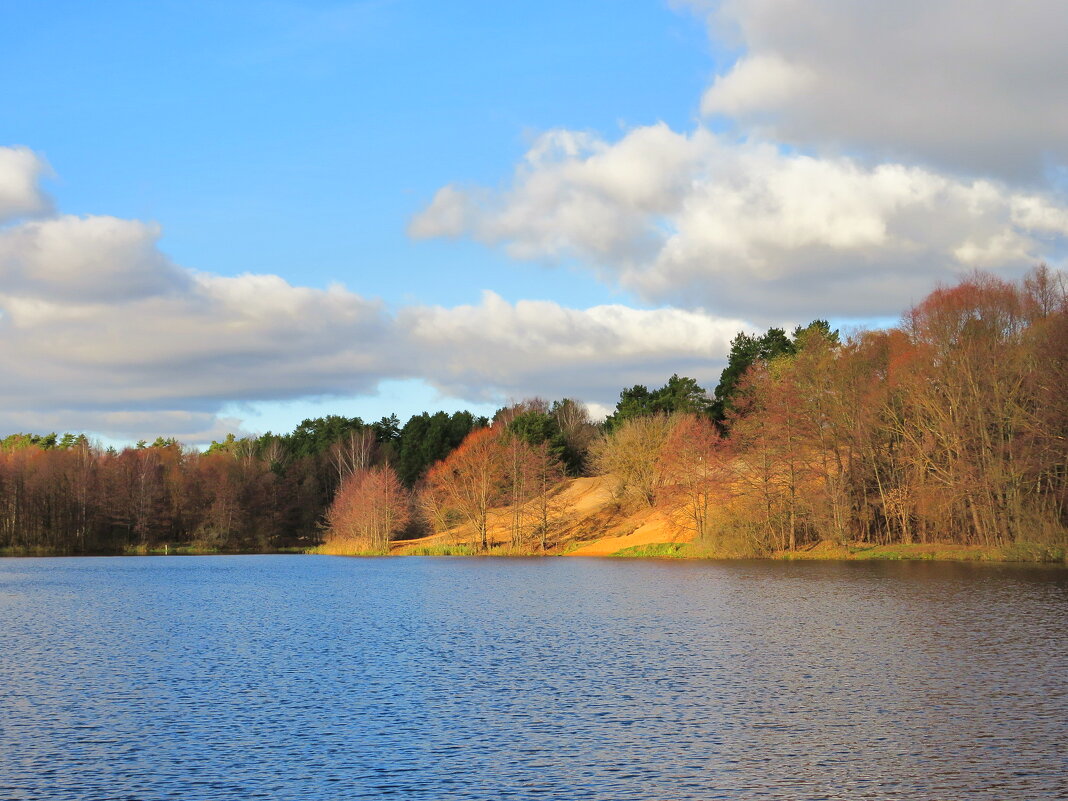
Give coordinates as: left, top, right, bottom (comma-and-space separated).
3, 0, 711, 308
1, 1, 1066, 443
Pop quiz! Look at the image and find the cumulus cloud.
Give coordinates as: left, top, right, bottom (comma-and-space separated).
412, 125, 706, 271
0, 146, 52, 223
399, 291, 745, 401
410, 2, 1068, 321
0, 274, 391, 406
411, 126, 1068, 319
0, 150, 747, 441
0, 265, 743, 439
0, 215, 191, 302
695, 0, 1068, 179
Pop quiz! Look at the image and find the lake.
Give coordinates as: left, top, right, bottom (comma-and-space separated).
1, 555, 1065, 800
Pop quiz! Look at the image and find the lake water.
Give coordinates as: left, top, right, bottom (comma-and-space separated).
0, 555, 1065, 800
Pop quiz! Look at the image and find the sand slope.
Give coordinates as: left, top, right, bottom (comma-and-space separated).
392, 474, 696, 555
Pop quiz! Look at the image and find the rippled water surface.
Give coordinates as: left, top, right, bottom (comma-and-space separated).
1, 556, 1066, 800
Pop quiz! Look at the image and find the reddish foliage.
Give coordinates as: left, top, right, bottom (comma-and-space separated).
326, 465, 409, 550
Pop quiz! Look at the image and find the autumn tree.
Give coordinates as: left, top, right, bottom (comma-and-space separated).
591, 414, 675, 508
660, 414, 727, 546
551, 398, 597, 474
397, 410, 485, 486
501, 428, 535, 547
423, 426, 507, 550
890, 273, 1056, 545
326, 465, 410, 551
710, 327, 794, 426
503, 404, 567, 549
727, 364, 807, 552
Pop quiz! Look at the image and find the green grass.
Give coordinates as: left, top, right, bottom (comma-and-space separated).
844, 541, 1067, 563
485, 544, 547, 556
124, 544, 222, 556
610, 542, 694, 558
996, 541, 1067, 563
607, 539, 1068, 563
0, 545, 73, 557
846, 544, 971, 561
404, 544, 476, 556
1, 544, 307, 557
310, 544, 389, 556
401, 543, 550, 556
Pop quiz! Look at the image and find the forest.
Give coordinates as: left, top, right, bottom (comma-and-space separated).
1, 267, 1066, 558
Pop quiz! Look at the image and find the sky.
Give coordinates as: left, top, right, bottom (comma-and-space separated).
2, 0, 1067, 444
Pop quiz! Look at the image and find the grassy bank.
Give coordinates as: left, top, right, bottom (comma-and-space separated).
0, 544, 308, 557
0, 545, 81, 557
838, 541, 1066, 563
610, 542, 702, 558
317, 542, 554, 557
7, 538, 1064, 564
606, 540, 1067, 563
309, 545, 388, 556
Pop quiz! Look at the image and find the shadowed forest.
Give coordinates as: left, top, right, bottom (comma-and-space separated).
2, 268, 1066, 558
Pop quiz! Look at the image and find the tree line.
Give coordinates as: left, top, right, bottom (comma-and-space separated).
2, 267, 1065, 556
0, 410, 489, 553
326, 267, 1067, 555
592, 267, 1067, 554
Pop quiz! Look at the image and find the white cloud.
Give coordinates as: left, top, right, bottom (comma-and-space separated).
0, 146, 51, 223
409, 1, 1068, 320
407, 185, 475, 239
22, 0, 1067, 441
0, 270, 392, 411
0, 263, 743, 439
399, 290, 745, 401
412, 124, 704, 269
0, 151, 747, 441
700, 53, 813, 117
411, 126, 1068, 319
0, 215, 190, 302
695, 0, 1068, 179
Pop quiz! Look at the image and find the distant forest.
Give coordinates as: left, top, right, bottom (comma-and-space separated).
2, 267, 1066, 556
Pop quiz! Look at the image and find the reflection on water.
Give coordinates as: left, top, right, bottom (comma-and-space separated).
0, 556, 1065, 800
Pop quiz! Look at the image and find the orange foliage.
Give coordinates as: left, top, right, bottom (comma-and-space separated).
326, 466, 409, 550
659, 414, 729, 544
424, 426, 507, 550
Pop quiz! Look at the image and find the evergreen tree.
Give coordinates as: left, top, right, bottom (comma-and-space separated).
604, 376, 711, 431
712, 326, 801, 427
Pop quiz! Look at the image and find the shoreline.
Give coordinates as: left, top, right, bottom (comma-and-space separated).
604, 540, 1068, 564
4, 541, 1065, 564
319, 539, 1068, 564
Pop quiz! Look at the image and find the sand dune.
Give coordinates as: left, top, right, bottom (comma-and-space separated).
392, 474, 696, 556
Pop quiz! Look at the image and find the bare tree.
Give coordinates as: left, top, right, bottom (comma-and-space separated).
590, 414, 675, 508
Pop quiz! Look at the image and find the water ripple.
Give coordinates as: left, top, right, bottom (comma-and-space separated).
0, 556, 1065, 800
